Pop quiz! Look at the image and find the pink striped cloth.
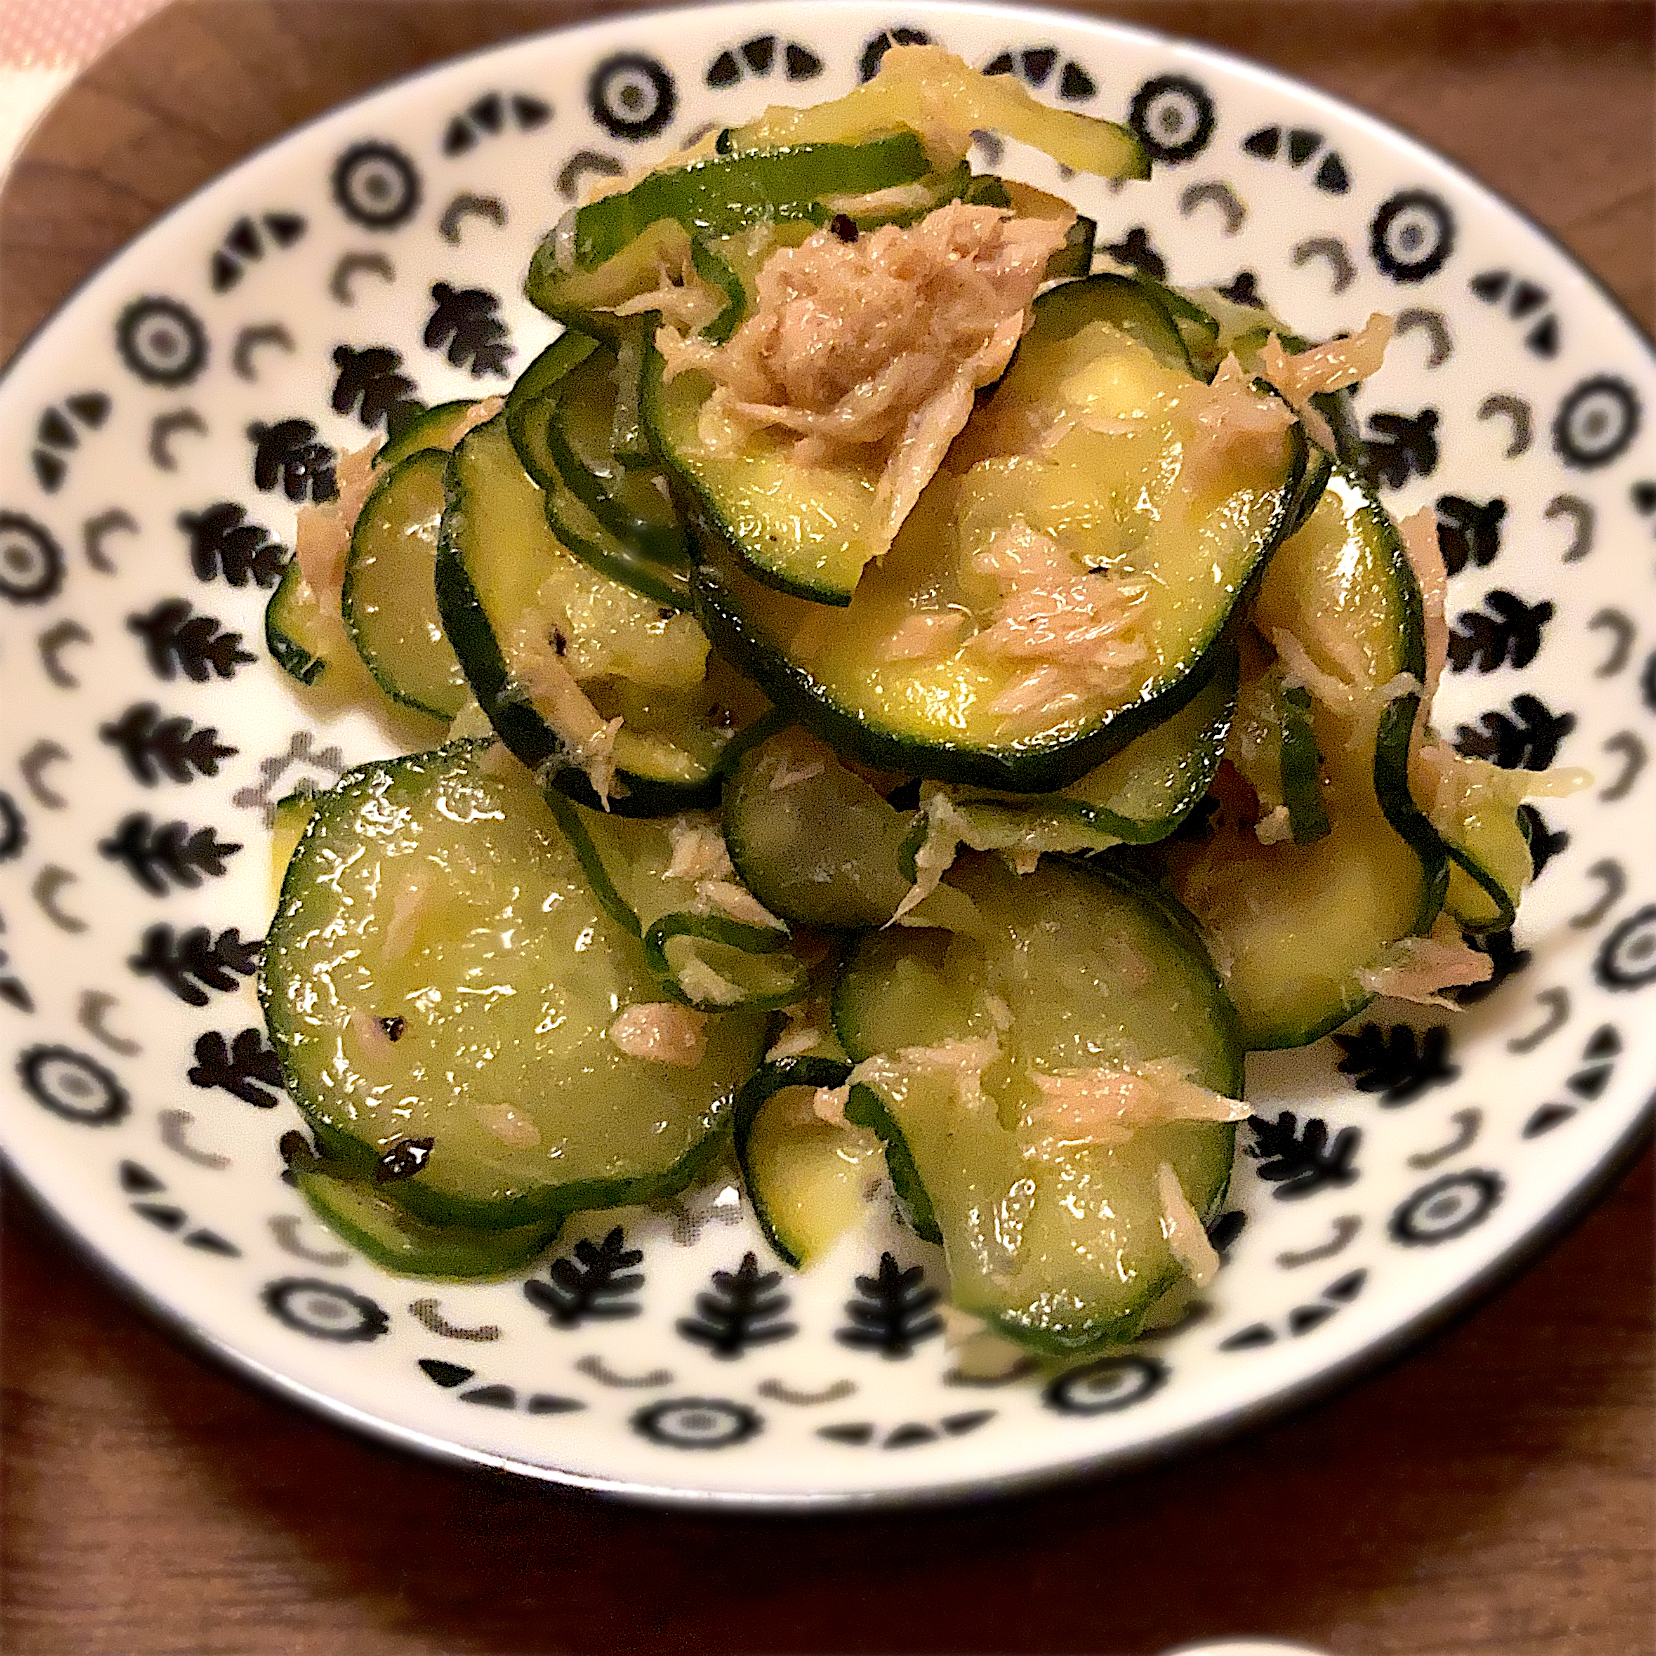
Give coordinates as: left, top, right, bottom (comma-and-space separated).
0, 0, 172, 175
0, 0, 169, 65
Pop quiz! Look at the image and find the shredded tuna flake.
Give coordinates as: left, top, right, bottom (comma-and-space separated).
1357, 922, 1494, 1007
1157, 1161, 1220, 1288
1022, 1058, 1248, 1157
608, 1003, 709, 1066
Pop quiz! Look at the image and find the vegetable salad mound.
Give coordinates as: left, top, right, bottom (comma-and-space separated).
259, 47, 1571, 1358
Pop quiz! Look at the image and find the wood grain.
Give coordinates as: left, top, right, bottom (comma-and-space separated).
2, 4, 1652, 1653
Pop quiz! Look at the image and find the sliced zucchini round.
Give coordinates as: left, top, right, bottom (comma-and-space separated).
732, 1058, 887, 1268
723, 727, 921, 929
261, 741, 768, 1230
376, 398, 489, 472
544, 792, 811, 1012
832, 853, 1241, 1354
435, 412, 771, 815
342, 448, 469, 720
687, 276, 1307, 791
292, 1163, 562, 1279
1165, 468, 1446, 1048
924, 650, 1237, 859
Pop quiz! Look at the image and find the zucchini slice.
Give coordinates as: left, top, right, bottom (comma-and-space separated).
261, 741, 768, 1230
376, 398, 493, 472
921, 651, 1237, 859
341, 449, 470, 720
1419, 751, 1540, 933
832, 853, 1242, 1354
1166, 469, 1446, 1048
690, 276, 1308, 791
733, 1058, 887, 1268
436, 412, 771, 815
724, 44, 1149, 181
525, 133, 934, 332
508, 335, 693, 610
723, 727, 920, 929
265, 557, 333, 688
291, 1162, 562, 1279
545, 793, 812, 1011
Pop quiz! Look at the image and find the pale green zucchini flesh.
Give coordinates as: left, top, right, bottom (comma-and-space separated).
435, 413, 770, 815
833, 853, 1241, 1354
260, 742, 768, 1230
1165, 469, 1446, 1048
342, 449, 469, 720
689, 276, 1307, 791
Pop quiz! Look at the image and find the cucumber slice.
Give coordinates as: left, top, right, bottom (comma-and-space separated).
687, 276, 1307, 791
1425, 755, 1536, 933
924, 652, 1237, 858
544, 792, 811, 1011
268, 787, 318, 911
540, 345, 687, 562
265, 557, 331, 687
1166, 469, 1446, 1048
376, 398, 489, 471
292, 1163, 562, 1279
724, 45, 1148, 181
724, 727, 920, 929
508, 339, 693, 610
526, 134, 934, 331
833, 853, 1241, 1354
436, 413, 770, 815
261, 741, 768, 1229
733, 1058, 886, 1267
1279, 681, 1332, 844
341, 449, 469, 720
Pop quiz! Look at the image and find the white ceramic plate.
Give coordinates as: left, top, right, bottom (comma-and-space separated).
2, 0, 1652, 1508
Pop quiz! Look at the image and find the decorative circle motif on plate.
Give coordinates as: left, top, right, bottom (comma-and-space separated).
16, 1046, 130, 1126
114, 295, 208, 387
632, 1396, 763, 1449
587, 53, 678, 140
262, 1277, 391, 1341
1552, 375, 1641, 471
331, 140, 421, 230
1043, 1353, 1167, 1415
1369, 189, 1456, 283
1388, 1170, 1504, 1245
0, 511, 65, 605
1127, 73, 1216, 164
1595, 904, 1656, 990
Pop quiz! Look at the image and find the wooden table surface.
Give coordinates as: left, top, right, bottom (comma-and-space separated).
2, 4, 1652, 1652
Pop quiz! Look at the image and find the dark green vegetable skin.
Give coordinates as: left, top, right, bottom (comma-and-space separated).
732, 1057, 857, 1267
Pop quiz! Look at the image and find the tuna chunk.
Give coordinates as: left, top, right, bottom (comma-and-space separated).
660, 201, 1071, 556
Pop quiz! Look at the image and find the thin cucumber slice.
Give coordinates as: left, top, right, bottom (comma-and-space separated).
509, 346, 693, 610
260, 741, 768, 1230
341, 449, 469, 720
544, 792, 811, 1011
376, 398, 489, 471
268, 787, 318, 912
724, 45, 1148, 181
1280, 681, 1332, 843
436, 413, 770, 815
723, 727, 920, 929
733, 1058, 886, 1268
541, 346, 687, 562
1166, 469, 1446, 1048
265, 557, 330, 687
832, 853, 1241, 1354
688, 276, 1307, 791
1424, 754, 1536, 933
292, 1163, 562, 1279
924, 653, 1237, 859
525, 134, 934, 333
